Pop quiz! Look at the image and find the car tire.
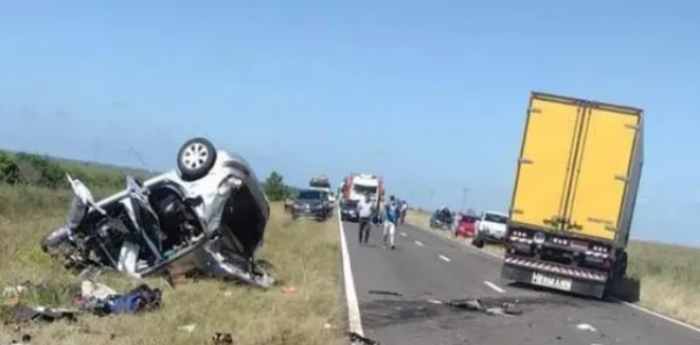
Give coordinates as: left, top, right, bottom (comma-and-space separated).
177, 137, 218, 182
472, 235, 485, 248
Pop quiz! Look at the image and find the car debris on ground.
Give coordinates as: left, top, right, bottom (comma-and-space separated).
428, 297, 523, 316
212, 332, 234, 345
348, 332, 382, 345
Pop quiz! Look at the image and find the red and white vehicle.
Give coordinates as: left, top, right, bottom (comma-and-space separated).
455, 214, 479, 238
341, 173, 384, 203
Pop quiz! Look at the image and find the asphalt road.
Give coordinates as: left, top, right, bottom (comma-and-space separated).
341, 220, 700, 345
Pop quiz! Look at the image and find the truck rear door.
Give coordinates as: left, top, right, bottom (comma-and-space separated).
565, 103, 642, 241
510, 93, 584, 230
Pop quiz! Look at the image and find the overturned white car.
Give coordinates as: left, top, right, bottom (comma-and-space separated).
41, 138, 274, 288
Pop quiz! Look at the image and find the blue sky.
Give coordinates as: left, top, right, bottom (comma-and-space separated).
0, 1, 698, 245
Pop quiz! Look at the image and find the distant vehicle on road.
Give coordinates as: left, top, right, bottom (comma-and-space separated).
341, 173, 384, 203
309, 175, 336, 207
339, 199, 360, 222
472, 211, 508, 243
430, 207, 453, 230
499, 92, 643, 299
291, 189, 332, 221
455, 214, 479, 238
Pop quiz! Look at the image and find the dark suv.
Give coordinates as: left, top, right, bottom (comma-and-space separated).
291, 189, 332, 221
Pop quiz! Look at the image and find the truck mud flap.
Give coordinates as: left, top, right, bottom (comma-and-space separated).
501, 263, 606, 299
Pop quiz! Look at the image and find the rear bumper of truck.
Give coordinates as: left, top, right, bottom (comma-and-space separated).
501, 255, 608, 299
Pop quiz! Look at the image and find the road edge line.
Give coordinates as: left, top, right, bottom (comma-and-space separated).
338, 207, 364, 336
407, 222, 700, 334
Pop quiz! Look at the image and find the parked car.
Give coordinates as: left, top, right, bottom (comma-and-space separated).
291, 189, 332, 221
455, 214, 479, 238
41, 137, 274, 288
430, 207, 454, 230
339, 200, 359, 222
472, 210, 508, 247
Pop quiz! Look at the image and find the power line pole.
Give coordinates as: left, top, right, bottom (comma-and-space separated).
461, 188, 469, 212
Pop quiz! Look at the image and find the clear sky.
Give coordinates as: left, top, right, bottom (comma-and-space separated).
0, 1, 698, 246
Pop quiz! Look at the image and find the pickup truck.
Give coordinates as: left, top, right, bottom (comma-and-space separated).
500, 92, 644, 299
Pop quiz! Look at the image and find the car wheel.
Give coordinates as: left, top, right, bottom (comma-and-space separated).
177, 137, 218, 182
472, 235, 485, 248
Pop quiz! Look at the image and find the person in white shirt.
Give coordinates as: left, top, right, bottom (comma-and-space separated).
383, 195, 399, 250
356, 194, 375, 244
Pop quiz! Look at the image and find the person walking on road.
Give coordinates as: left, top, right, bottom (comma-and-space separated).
356, 194, 375, 245
399, 200, 408, 224
383, 195, 399, 250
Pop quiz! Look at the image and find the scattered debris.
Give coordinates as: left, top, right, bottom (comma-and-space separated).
4, 306, 79, 325
445, 298, 484, 312
281, 286, 297, 298
4, 334, 31, 345
368, 290, 403, 297
179, 324, 196, 333
167, 263, 200, 287
576, 323, 597, 332
430, 298, 523, 317
348, 332, 381, 345
3, 284, 29, 297
212, 332, 234, 345
4, 297, 20, 306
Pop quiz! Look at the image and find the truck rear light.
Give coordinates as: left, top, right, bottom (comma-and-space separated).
591, 245, 609, 253
512, 231, 527, 238
552, 237, 569, 245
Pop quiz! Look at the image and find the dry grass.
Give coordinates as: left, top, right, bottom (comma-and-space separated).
0, 184, 342, 345
405, 209, 700, 327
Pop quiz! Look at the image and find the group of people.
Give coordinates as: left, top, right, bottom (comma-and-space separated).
356, 193, 408, 250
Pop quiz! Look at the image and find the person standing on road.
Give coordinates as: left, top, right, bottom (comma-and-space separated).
399, 200, 408, 224
383, 195, 399, 250
356, 194, 375, 245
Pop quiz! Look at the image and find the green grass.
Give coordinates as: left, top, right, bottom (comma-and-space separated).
0, 183, 342, 345
406, 209, 700, 327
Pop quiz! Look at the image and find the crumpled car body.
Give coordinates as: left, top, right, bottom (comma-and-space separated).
41, 138, 274, 288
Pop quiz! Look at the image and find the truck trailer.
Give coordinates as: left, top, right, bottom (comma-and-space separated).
501, 92, 644, 299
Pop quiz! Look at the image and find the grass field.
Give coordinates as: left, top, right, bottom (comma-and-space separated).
405, 209, 700, 327
0, 184, 342, 345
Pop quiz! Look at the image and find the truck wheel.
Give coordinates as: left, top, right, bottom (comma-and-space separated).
601, 278, 615, 301
177, 137, 218, 182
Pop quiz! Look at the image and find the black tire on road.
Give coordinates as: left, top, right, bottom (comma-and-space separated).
177, 137, 218, 182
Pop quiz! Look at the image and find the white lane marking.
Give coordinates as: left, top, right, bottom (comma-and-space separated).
337, 208, 363, 336
438, 254, 451, 262
415, 240, 424, 246
484, 281, 506, 294
407, 223, 700, 334
400, 232, 407, 237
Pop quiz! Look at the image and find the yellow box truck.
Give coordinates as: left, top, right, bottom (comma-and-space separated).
500, 92, 644, 299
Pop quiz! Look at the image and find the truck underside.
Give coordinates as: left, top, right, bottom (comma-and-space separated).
501, 223, 628, 299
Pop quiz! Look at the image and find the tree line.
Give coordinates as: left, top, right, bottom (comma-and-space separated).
0, 150, 133, 190
1, 149, 297, 202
